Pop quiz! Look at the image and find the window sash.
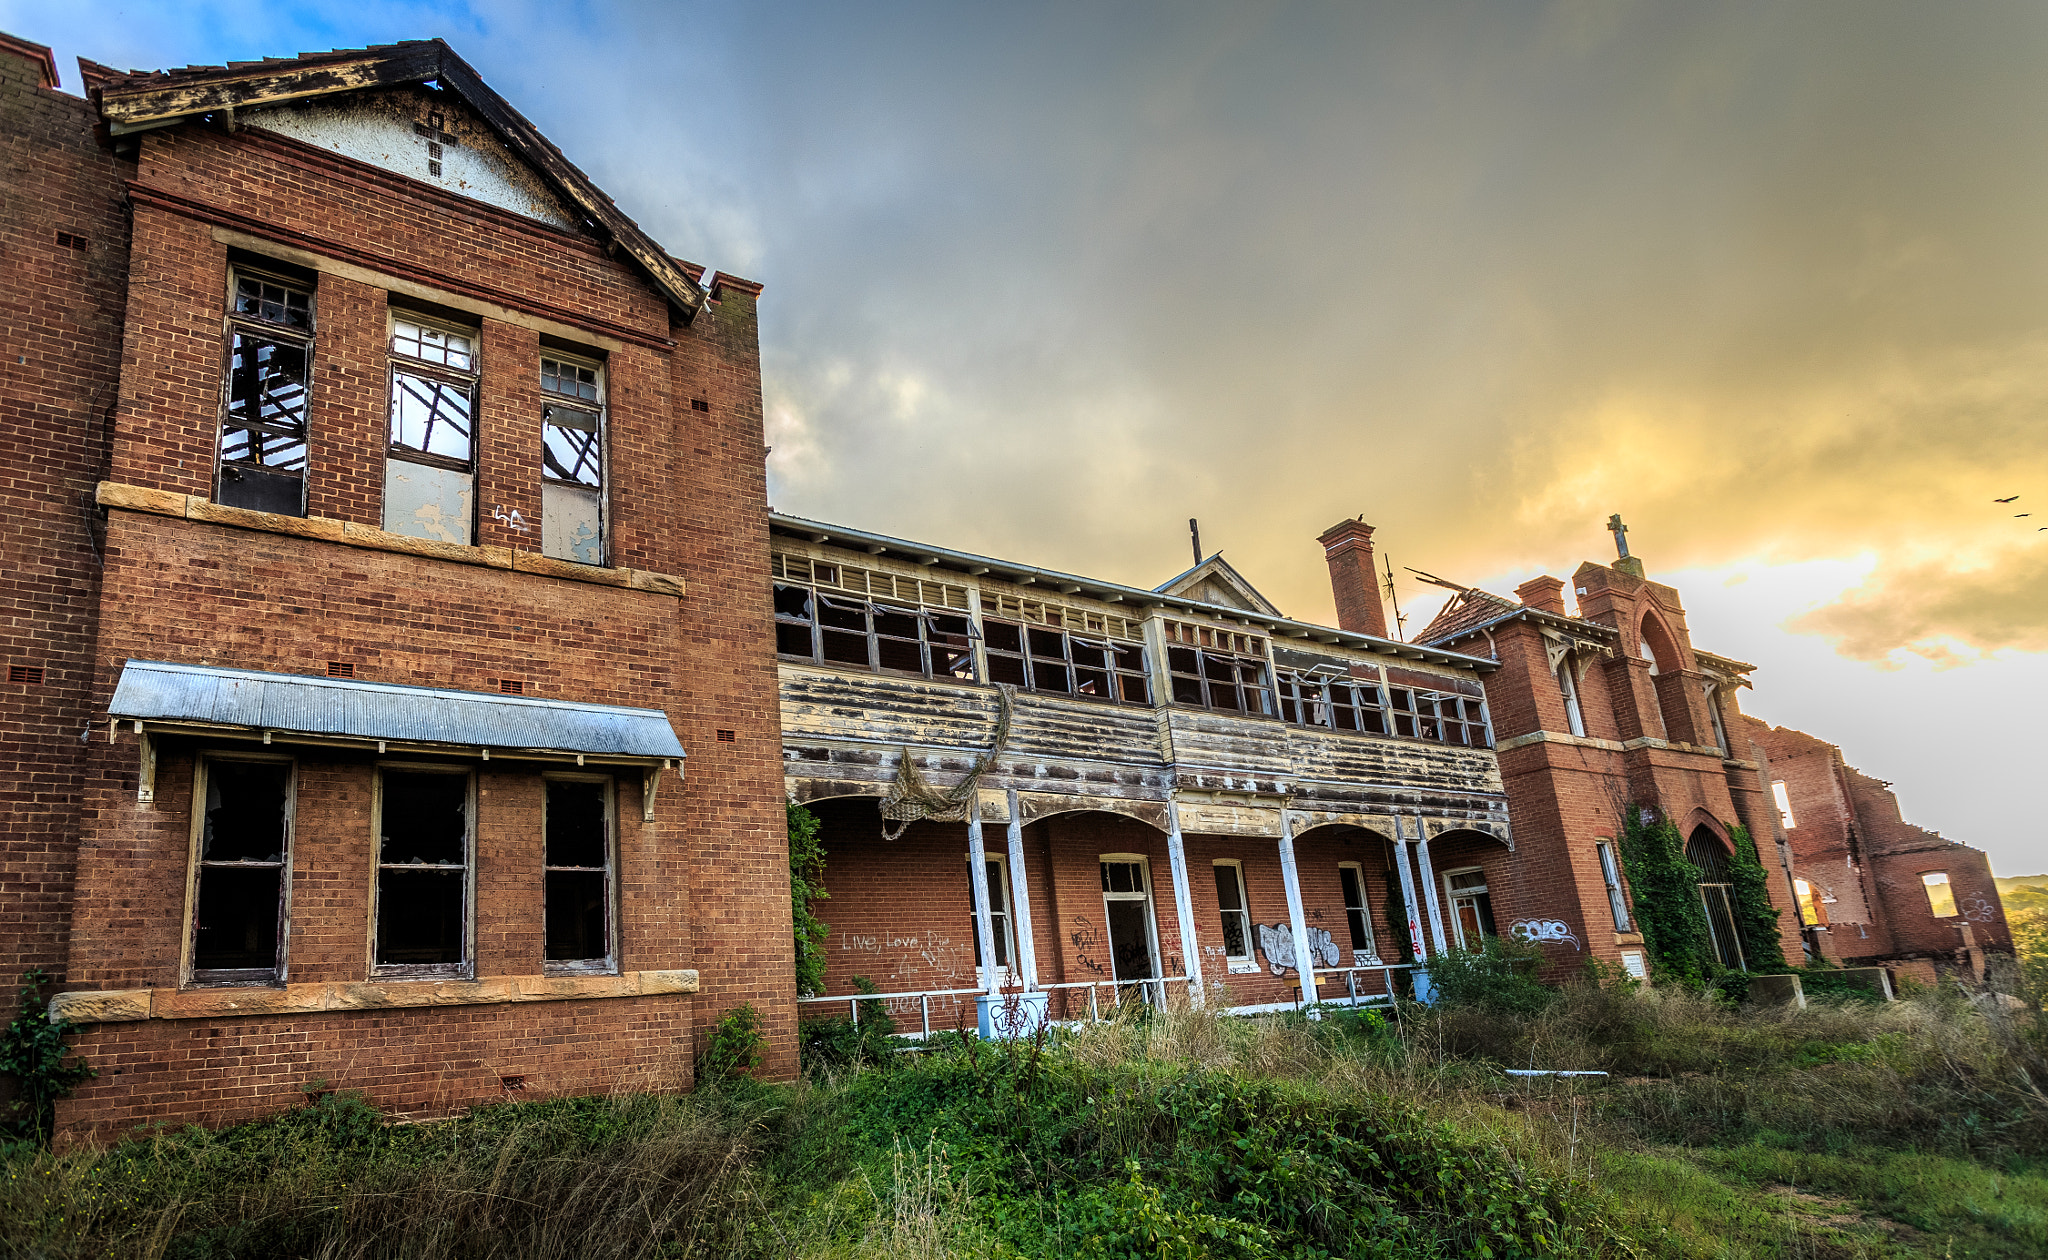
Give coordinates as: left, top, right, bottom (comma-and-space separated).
1166, 645, 1271, 715
1278, 672, 1387, 734
986, 618, 1147, 703
969, 857, 1016, 971
388, 367, 477, 466
1339, 864, 1376, 957
189, 756, 294, 984
373, 768, 473, 977
1596, 841, 1631, 931
1213, 862, 1251, 961
774, 584, 978, 681
545, 777, 615, 970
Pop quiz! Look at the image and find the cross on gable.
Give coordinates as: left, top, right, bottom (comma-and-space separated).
410, 110, 460, 177
1606, 513, 1631, 560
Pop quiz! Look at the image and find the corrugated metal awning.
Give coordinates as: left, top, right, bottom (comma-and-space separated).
107, 660, 685, 763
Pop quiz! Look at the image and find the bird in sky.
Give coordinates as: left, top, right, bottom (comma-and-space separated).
2018, 514, 2031, 518
1996, 495, 2020, 502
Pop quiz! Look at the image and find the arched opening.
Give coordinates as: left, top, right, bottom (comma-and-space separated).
1638, 614, 1692, 743
1686, 826, 1746, 970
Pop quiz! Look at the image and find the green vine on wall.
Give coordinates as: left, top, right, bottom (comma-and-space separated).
1725, 824, 1789, 973
789, 801, 830, 997
1617, 810, 1715, 985
0, 969, 94, 1145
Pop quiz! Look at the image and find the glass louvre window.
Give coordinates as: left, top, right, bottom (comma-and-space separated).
384, 315, 479, 545
545, 779, 613, 969
1922, 872, 1958, 918
772, 584, 977, 680
1339, 864, 1376, 960
1277, 672, 1388, 734
1596, 841, 1631, 931
1387, 688, 1492, 748
1557, 663, 1587, 736
1213, 862, 1252, 964
968, 857, 1016, 971
984, 619, 1150, 703
375, 770, 471, 975
218, 269, 314, 516
541, 353, 605, 565
1444, 868, 1496, 950
190, 758, 292, 982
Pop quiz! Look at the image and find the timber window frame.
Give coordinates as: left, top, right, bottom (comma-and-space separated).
968, 851, 1020, 981
1212, 860, 1256, 972
544, 774, 617, 974
1338, 862, 1378, 963
540, 350, 607, 566
383, 310, 480, 545
1557, 662, 1587, 737
1163, 622, 1272, 716
1444, 867, 1497, 951
1387, 686, 1492, 748
217, 264, 314, 516
1794, 878, 1829, 928
1596, 840, 1631, 931
773, 583, 978, 681
371, 764, 476, 980
185, 752, 296, 988
984, 619, 1149, 704
1277, 670, 1387, 735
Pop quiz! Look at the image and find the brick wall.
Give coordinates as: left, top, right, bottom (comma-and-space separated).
0, 40, 131, 1011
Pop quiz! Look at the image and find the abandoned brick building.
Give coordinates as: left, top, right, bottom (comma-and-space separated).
1, 34, 792, 1136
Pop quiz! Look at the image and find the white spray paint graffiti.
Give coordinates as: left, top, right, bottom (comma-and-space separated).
1508, 919, 1581, 951
1255, 923, 1341, 975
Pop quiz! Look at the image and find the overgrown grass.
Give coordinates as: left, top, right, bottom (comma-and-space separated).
5, 974, 2045, 1258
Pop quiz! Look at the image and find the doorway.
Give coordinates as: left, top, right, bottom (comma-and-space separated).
1100, 856, 1161, 1003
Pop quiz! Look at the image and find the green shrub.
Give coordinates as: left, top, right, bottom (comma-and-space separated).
1424, 934, 1555, 1016
0, 969, 94, 1144
697, 1003, 765, 1085
1726, 825, 1789, 973
1618, 810, 1716, 984
798, 976, 900, 1073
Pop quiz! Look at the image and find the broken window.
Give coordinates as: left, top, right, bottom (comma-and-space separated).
985, 620, 1149, 703
1213, 861, 1252, 967
1921, 871, 1957, 918
1794, 877, 1828, 928
1277, 670, 1387, 734
1772, 780, 1797, 830
374, 768, 471, 977
773, 583, 978, 680
1387, 688, 1492, 747
968, 854, 1017, 975
190, 756, 293, 984
1596, 840, 1630, 931
1339, 862, 1377, 962
1557, 662, 1587, 737
1444, 867, 1496, 950
545, 777, 614, 971
218, 267, 313, 516
541, 351, 605, 565
384, 312, 478, 545
1162, 623, 1271, 715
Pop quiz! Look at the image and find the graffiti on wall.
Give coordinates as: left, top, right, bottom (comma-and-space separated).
1255, 923, 1341, 975
1070, 916, 1108, 976
1508, 919, 1581, 951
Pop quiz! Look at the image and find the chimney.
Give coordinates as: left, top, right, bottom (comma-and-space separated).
1515, 576, 1566, 616
1318, 517, 1387, 637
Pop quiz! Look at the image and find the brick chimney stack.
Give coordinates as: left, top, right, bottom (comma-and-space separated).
1515, 576, 1566, 616
1318, 517, 1388, 638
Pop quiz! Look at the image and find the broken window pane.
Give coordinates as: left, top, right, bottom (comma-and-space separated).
191, 758, 291, 980
389, 371, 475, 462
546, 779, 611, 966
542, 405, 602, 487
1213, 863, 1250, 958
235, 275, 310, 329
376, 771, 469, 971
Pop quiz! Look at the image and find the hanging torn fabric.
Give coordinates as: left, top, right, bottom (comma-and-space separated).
879, 685, 1014, 839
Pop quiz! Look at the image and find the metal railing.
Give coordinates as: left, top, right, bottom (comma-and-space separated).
795, 964, 1414, 1036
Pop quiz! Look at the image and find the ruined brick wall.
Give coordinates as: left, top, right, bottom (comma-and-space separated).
0, 40, 131, 1009
1846, 767, 2011, 961
50, 89, 792, 1133
1746, 721, 1879, 933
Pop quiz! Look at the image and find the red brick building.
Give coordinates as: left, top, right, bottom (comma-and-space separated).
1, 35, 792, 1138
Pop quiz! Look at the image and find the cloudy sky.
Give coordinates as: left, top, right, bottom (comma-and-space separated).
12, 1, 2046, 874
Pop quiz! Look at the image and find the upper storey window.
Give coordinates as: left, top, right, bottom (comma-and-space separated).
384, 312, 479, 545
217, 266, 314, 516
540, 352, 606, 565
1277, 670, 1387, 734
1556, 662, 1587, 737
772, 553, 976, 681
985, 620, 1149, 704
1386, 681, 1492, 748
1164, 621, 1272, 716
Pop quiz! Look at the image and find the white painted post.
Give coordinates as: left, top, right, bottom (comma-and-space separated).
1412, 818, 1451, 955
1164, 796, 1205, 1007
1277, 810, 1318, 1009
1004, 789, 1038, 990
1393, 828, 1429, 963
967, 814, 1001, 997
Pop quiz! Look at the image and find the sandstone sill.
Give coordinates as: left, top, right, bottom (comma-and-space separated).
95, 481, 685, 597
49, 969, 700, 1024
